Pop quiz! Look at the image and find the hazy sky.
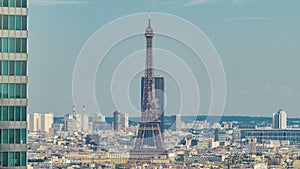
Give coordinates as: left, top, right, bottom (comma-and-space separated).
28, 0, 300, 117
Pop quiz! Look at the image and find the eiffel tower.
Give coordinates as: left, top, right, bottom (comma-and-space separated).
129, 14, 167, 163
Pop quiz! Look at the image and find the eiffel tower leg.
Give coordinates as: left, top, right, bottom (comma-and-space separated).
130, 121, 165, 162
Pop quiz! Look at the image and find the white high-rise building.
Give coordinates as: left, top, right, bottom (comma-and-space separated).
279, 110, 287, 129
81, 114, 89, 132
41, 113, 54, 133
273, 109, 287, 129
124, 113, 129, 128
93, 112, 106, 122
29, 113, 41, 132
29, 113, 53, 133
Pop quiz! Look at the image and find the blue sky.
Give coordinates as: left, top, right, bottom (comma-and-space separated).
28, 0, 300, 117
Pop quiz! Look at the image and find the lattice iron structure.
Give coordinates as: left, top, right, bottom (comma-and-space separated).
129, 16, 166, 162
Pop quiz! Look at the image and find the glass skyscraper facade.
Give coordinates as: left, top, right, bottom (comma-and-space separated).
0, 0, 28, 168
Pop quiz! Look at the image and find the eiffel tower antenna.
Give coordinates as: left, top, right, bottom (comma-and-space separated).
148, 11, 151, 26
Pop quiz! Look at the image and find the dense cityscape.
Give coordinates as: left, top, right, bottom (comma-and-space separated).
26, 110, 300, 168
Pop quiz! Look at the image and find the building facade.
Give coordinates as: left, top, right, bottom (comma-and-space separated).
141, 77, 164, 133
183, 153, 224, 163
113, 111, 121, 131
214, 128, 219, 141
171, 114, 181, 131
80, 114, 89, 132
272, 109, 287, 129
113, 111, 128, 131
92, 113, 111, 131
40, 113, 53, 133
0, 0, 28, 168
93, 112, 105, 122
29, 112, 53, 133
29, 113, 40, 132
64, 113, 83, 134
241, 129, 300, 145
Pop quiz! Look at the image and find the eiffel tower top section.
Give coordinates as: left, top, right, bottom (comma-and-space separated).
145, 14, 154, 36
140, 12, 158, 122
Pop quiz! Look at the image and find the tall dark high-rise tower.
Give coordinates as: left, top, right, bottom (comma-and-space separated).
141, 77, 164, 134
129, 16, 166, 162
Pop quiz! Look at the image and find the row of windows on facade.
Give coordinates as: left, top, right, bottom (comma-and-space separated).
242, 133, 300, 137
0, 38, 27, 53
0, 0, 27, 8
0, 83, 27, 99
0, 129, 26, 144
241, 130, 300, 137
0, 152, 26, 167
0, 60, 26, 76
0, 106, 26, 121
0, 15, 27, 30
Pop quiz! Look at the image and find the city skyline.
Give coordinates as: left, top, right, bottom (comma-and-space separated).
28, 0, 300, 117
